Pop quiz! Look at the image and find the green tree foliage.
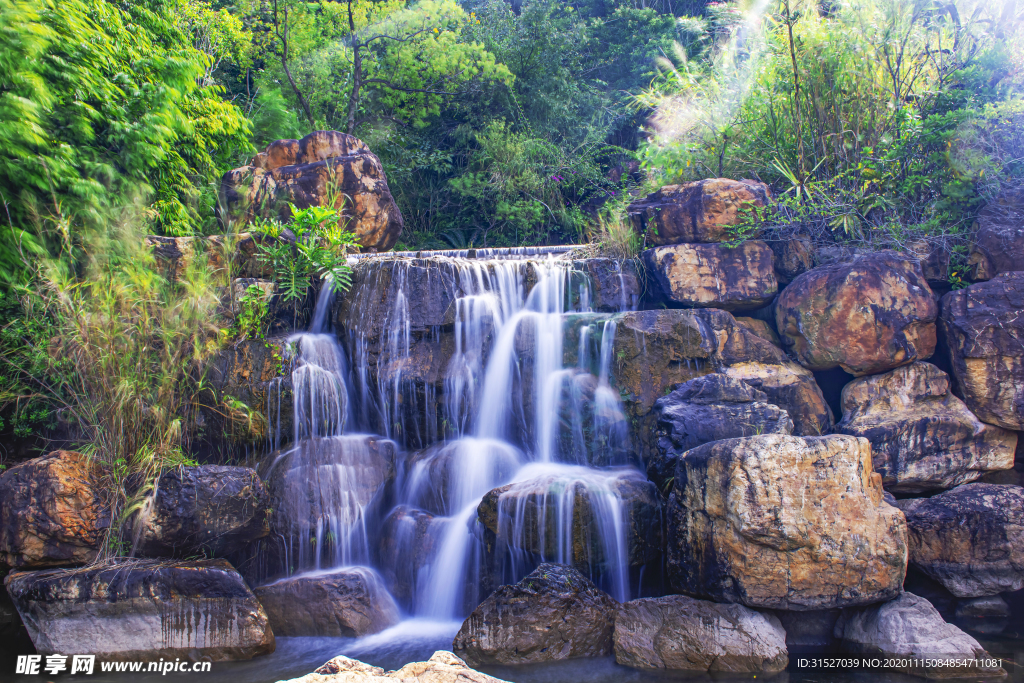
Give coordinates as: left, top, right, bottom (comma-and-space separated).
0, 0, 252, 282
639, 0, 1024, 255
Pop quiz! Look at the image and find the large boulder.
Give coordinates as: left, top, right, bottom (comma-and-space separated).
627, 179, 771, 245
667, 434, 907, 610
282, 651, 510, 683
145, 232, 267, 283
5, 559, 274, 660
837, 362, 1016, 493
613, 594, 788, 674
477, 467, 661, 580
834, 592, 1005, 678
895, 484, 1024, 598
452, 563, 617, 666
642, 241, 777, 311
254, 567, 399, 637
776, 251, 937, 376
967, 185, 1024, 280
220, 131, 403, 251
609, 309, 832, 437
939, 272, 1024, 430
137, 465, 270, 558
0, 451, 108, 569
647, 374, 794, 493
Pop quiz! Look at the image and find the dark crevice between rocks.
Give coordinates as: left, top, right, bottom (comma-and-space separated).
812, 366, 856, 426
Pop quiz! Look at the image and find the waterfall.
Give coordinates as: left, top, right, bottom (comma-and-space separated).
270, 255, 648, 620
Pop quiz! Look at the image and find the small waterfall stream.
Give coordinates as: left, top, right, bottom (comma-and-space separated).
266, 255, 648, 623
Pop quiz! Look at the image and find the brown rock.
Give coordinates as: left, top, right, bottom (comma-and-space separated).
767, 238, 814, 284
667, 434, 908, 610
628, 179, 771, 246
220, 131, 403, 251
776, 251, 938, 376
837, 362, 1016, 493
642, 241, 777, 311
939, 272, 1024, 430
254, 567, 399, 637
613, 595, 788, 673
735, 316, 781, 346
283, 651, 510, 683
610, 309, 832, 437
145, 233, 266, 283
896, 484, 1024, 598
0, 451, 108, 569
5, 559, 274, 660
452, 563, 617, 666
967, 185, 1024, 280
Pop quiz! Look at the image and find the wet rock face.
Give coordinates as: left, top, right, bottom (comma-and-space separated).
137, 466, 270, 558
647, 374, 794, 494
254, 568, 399, 637
220, 130, 404, 251
5, 559, 274, 660
834, 592, 1005, 678
667, 434, 908, 610
377, 506, 438, 605
572, 258, 641, 311
0, 451, 107, 569
628, 179, 771, 246
203, 338, 292, 449
968, 185, 1024, 280
837, 362, 1017, 493
642, 241, 777, 311
452, 563, 617, 666
284, 651, 511, 683
896, 484, 1024, 598
611, 309, 832, 437
776, 251, 938, 376
940, 273, 1024, 430
613, 595, 788, 674
477, 469, 662, 574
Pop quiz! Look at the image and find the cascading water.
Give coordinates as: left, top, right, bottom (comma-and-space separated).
267, 254, 650, 624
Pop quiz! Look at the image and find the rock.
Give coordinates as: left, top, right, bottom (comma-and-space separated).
735, 316, 781, 347
667, 434, 907, 610
834, 592, 1005, 678
573, 258, 641, 311
266, 435, 396, 575
908, 239, 952, 284
0, 577, 31, 647
895, 484, 1024, 597
767, 238, 814, 284
642, 241, 777, 311
836, 362, 1017, 493
5, 559, 274, 660
968, 185, 1024, 280
254, 567, 399, 637
610, 308, 832, 437
939, 272, 1024, 430
452, 563, 617, 666
956, 595, 1010, 619
773, 609, 840, 652
627, 179, 771, 245
477, 467, 661, 577
647, 374, 794, 493
281, 651, 510, 683
220, 131, 404, 251
145, 232, 266, 283
203, 338, 293, 449
0, 451, 108, 569
613, 594, 788, 673
377, 506, 438, 605
136, 465, 270, 558
776, 251, 938, 376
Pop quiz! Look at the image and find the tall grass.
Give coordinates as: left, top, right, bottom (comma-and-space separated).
33, 206, 228, 559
